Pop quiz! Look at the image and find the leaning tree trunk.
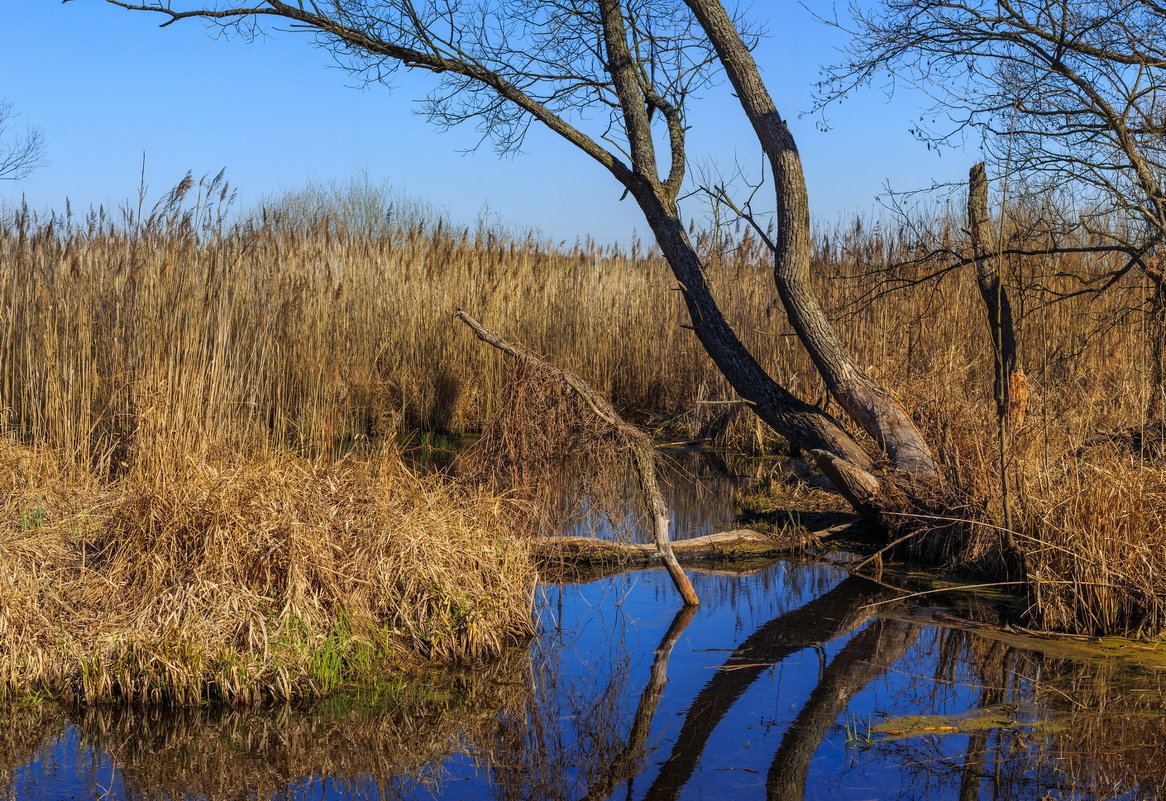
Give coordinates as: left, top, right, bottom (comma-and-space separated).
683, 0, 938, 484
104, 0, 943, 531
629, 190, 892, 520
592, 0, 894, 518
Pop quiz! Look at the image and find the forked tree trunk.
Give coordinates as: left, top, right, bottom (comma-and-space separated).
683, 0, 939, 484
592, 0, 883, 502
597, 0, 924, 513
627, 190, 894, 520
633, 194, 874, 472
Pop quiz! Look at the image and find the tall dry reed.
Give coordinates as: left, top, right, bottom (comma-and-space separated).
2, 176, 1164, 641
0, 179, 542, 703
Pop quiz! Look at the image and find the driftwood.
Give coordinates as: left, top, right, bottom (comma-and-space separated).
455, 309, 700, 605
533, 529, 797, 565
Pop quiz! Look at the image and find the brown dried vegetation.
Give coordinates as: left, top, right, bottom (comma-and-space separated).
2, 173, 1166, 708
0, 180, 539, 703
0, 438, 535, 704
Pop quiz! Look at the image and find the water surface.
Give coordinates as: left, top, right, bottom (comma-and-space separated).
7, 466, 1166, 800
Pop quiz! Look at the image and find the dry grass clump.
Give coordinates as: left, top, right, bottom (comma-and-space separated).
1019, 454, 1166, 635
0, 438, 535, 705
815, 214, 1166, 634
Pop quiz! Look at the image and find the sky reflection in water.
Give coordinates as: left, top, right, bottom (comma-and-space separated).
9, 556, 1166, 801
8, 459, 1166, 800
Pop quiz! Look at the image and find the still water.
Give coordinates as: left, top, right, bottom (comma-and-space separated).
6, 461, 1166, 800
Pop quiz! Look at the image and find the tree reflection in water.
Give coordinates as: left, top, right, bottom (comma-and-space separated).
4, 562, 1166, 801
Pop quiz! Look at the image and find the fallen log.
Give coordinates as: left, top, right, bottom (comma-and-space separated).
533, 529, 807, 565
543, 559, 779, 586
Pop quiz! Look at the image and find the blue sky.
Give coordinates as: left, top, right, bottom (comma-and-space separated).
0, 1, 972, 243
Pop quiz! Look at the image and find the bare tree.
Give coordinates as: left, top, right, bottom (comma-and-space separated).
0, 99, 43, 181
825, 1, 1166, 240
823, 1, 1166, 414
94, 0, 939, 518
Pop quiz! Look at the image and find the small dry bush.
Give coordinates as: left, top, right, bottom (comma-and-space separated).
0, 438, 535, 705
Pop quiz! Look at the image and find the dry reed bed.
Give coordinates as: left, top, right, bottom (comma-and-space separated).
2, 188, 1165, 641
0, 438, 535, 704
3, 197, 1145, 462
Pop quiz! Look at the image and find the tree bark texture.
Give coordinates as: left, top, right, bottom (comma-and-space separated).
1147, 268, 1166, 420
629, 187, 877, 472
683, 0, 938, 483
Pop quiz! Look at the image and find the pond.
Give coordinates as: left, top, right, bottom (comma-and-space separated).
6, 460, 1166, 801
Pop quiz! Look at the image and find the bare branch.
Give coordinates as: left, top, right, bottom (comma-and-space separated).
0, 99, 44, 181
823, 0, 1166, 243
